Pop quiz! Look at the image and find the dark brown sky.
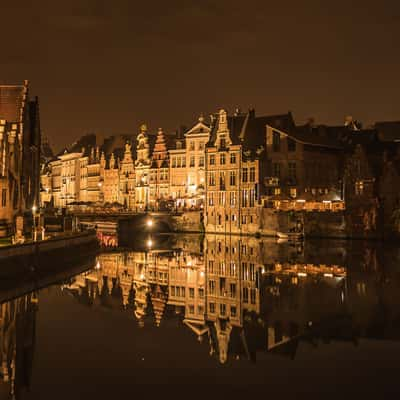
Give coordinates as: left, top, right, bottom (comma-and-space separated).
1, 0, 400, 152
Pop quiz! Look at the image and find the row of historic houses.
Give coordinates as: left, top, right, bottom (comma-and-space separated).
41, 108, 400, 236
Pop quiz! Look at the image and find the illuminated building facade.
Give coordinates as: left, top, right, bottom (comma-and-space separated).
0, 81, 41, 238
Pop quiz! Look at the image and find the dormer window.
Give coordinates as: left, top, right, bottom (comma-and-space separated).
220, 138, 226, 149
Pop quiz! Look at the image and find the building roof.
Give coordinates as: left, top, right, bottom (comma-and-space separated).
375, 121, 400, 142
0, 82, 27, 122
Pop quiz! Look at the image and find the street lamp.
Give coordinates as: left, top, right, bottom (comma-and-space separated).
146, 218, 153, 228
32, 205, 37, 241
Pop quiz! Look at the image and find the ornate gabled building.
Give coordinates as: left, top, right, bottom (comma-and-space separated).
0, 81, 41, 238
134, 124, 152, 211
119, 142, 135, 209
184, 115, 210, 207
149, 128, 169, 210
205, 109, 267, 235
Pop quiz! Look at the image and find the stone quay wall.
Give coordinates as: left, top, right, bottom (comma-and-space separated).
0, 230, 99, 278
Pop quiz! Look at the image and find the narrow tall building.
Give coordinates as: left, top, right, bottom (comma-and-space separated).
0, 81, 41, 238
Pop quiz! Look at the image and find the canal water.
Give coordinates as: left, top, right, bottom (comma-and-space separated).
1, 233, 400, 398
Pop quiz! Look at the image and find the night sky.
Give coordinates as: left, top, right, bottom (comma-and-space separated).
1, 1, 400, 152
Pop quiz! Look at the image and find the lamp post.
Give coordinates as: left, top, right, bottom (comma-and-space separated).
32, 205, 37, 241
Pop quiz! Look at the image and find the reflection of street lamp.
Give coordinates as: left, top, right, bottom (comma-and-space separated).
147, 238, 153, 248
146, 218, 153, 228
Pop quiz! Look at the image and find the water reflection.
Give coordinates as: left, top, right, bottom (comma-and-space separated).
1, 234, 400, 396
63, 234, 400, 365
0, 293, 38, 399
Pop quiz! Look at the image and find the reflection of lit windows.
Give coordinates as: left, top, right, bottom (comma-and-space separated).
290, 188, 297, 198
209, 302, 216, 313
355, 180, 364, 195
189, 288, 195, 298
230, 306, 237, 317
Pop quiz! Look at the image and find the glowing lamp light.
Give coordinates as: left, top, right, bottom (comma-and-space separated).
140, 273, 145, 280
323, 273, 334, 278
297, 272, 307, 277
32, 206, 37, 213
146, 219, 153, 227
296, 199, 306, 203
147, 239, 153, 248
95, 261, 101, 270
200, 271, 205, 277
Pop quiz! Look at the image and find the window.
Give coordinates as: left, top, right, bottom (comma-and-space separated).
355, 181, 364, 195
199, 156, 204, 167
220, 304, 226, 316
241, 190, 248, 207
209, 302, 216, 313
220, 138, 226, 148
273, 131, 281, 152
189, 288, 195, 298
243, 287, 249, 303
273, 163, 281, 178
209, 172, 215, 186
190, 156, 195, 167
199, 142, 204, 150
230, 153, 236, 164
209, 280, 215, 294
250, 289, 256, 304
229, 171, 236, 186
230, 283, 236, 298
229, 191, 236, 206
199, 288, 204, 298
288, 162, 297, 179
1, 189, 6, 207
190, 141, 195, 151
189, 305, 195, 314
242, 168, 248, 182
181, 157, 186, 167
208, 192, 214, 206
230, 306, 237, 317
219, 172, 225, 188
249, 189, 255, 207
290, 187, 297, 198
220, 153, 226, 165
250, 167, 255, 182
288, 137, 296, 152
209, 154, 215, 165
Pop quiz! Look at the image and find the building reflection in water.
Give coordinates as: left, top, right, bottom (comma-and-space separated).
62, 233, 400, 365
0, 293, 38, 399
